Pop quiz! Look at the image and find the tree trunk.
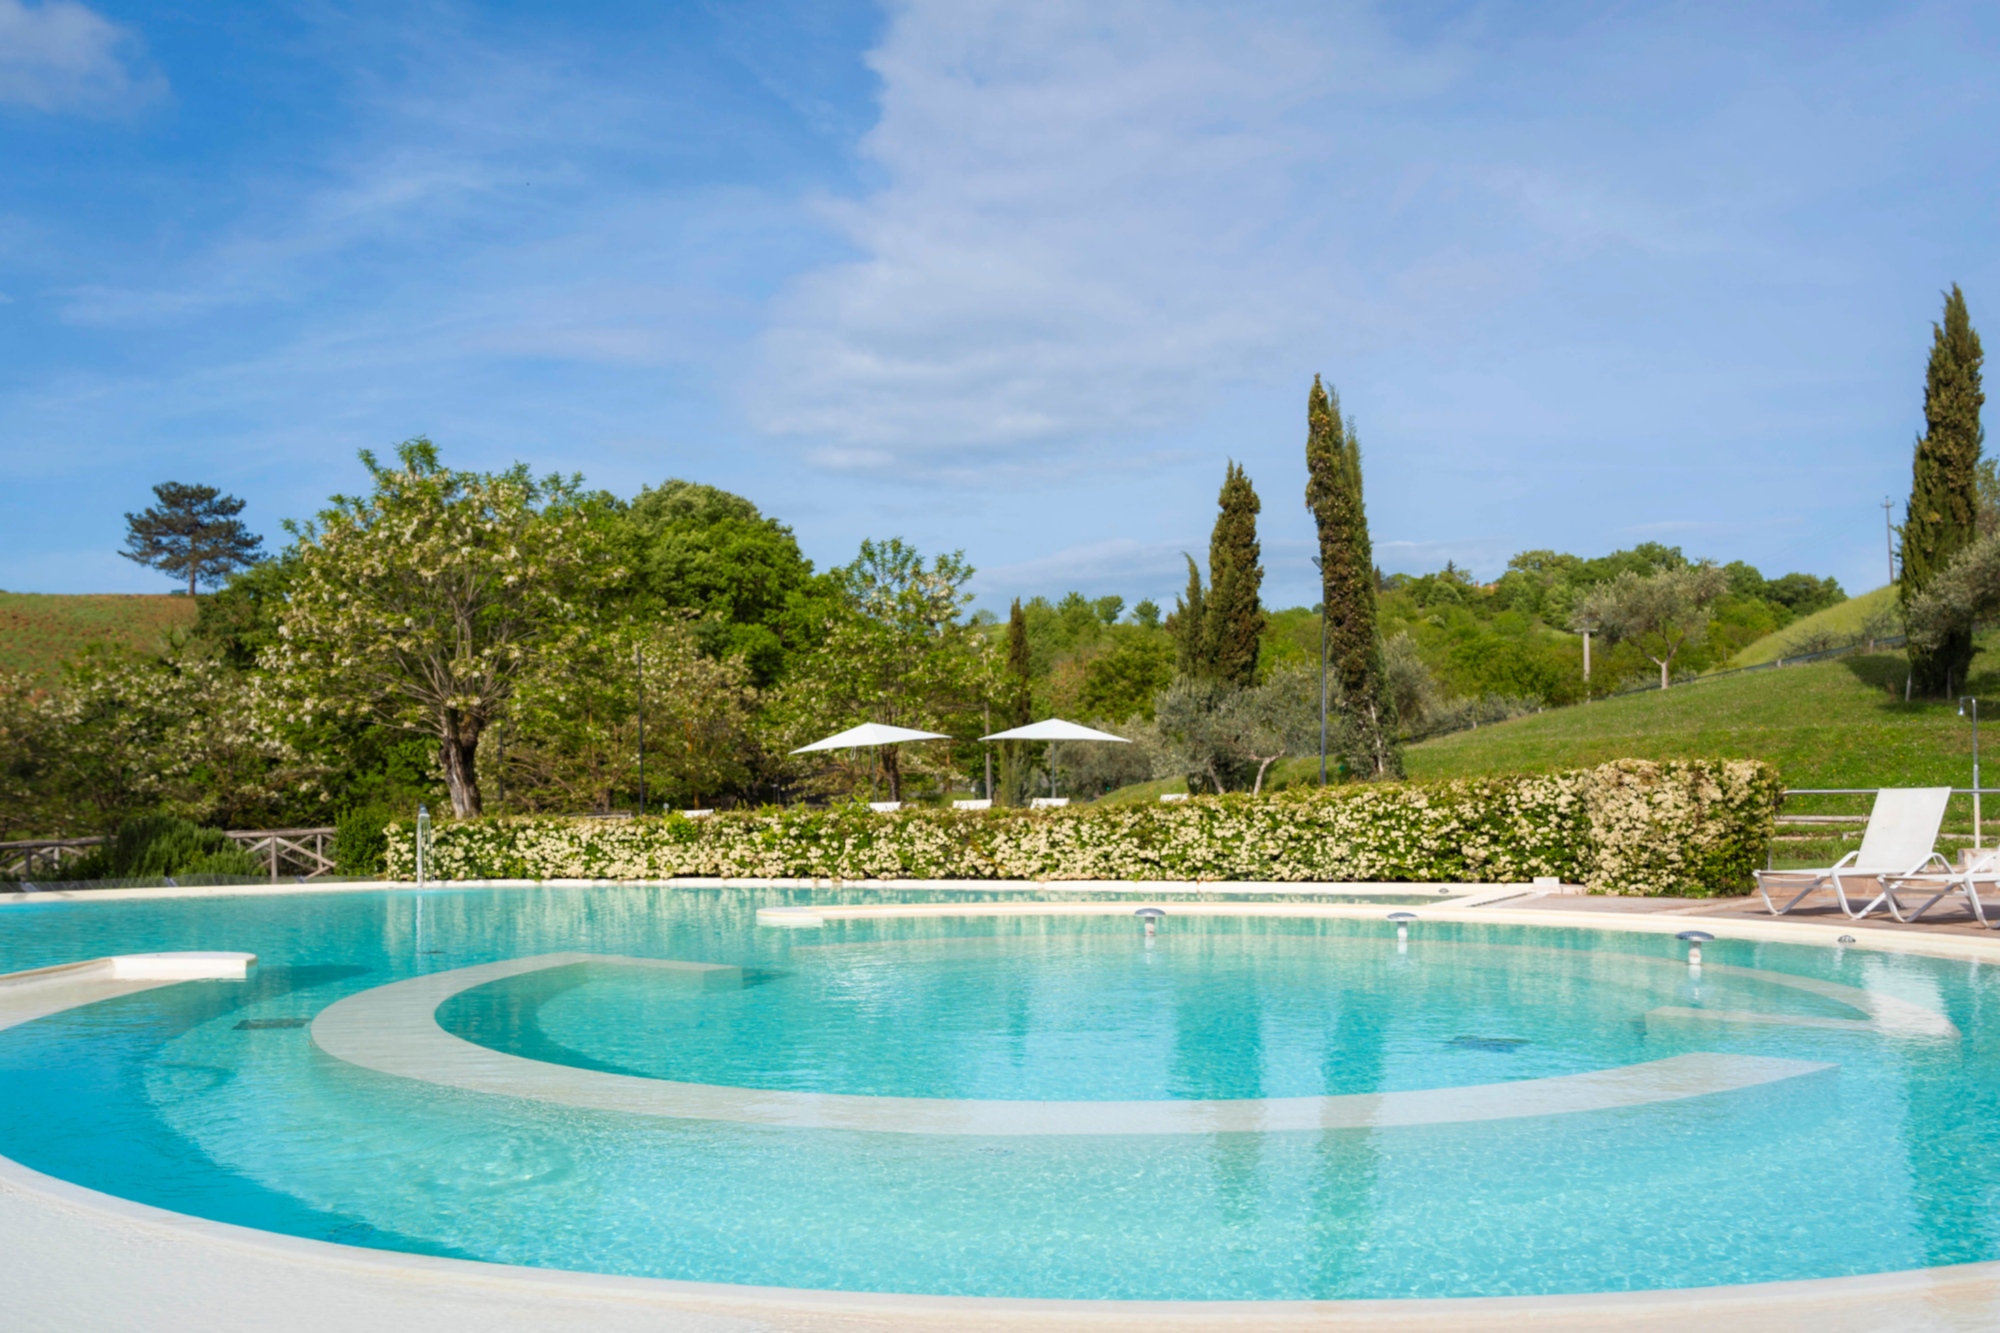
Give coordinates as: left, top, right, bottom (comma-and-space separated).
1657, 656, 1671, 690
188, 568, 197, 598
1252, 753, 1282, 795
883, 744, 902, 803
440, 718, 484, 818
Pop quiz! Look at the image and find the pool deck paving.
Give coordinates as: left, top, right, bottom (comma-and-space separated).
8, 880, 2000, 1331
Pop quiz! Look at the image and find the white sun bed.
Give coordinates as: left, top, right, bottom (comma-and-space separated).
1876, 844, 2000, 927
1752, 787, 1952, 919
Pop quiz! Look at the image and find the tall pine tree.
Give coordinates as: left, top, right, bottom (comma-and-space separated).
1902, 285, 1987, 695
1305, 375, 1400, 778
1205, 462, 1266, 689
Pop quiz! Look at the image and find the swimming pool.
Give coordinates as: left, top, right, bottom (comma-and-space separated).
0, 883, 1992, 1302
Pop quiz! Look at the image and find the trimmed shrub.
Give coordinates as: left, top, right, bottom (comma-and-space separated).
67, 813, 263, 881
386, 759, 1777, 897
334, 804, 393, 876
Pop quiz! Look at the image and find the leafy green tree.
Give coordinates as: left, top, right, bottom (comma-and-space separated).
266, 439, 615, 818
621, 480, 820, 685
1131, 598, 1162, 629
1763, 573, 1845, 617
1304, 375, 1399, 778
121, 482, 264, 596
1902, 284, 1986, 694
777, 539, 986, 802
1206, 462, 1266, 689
1078, 629, 1176, 723
494, 619, 759, 813
1573, 563, 1730, 689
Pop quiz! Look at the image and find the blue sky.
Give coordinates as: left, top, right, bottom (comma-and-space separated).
3, 1, 1997, 612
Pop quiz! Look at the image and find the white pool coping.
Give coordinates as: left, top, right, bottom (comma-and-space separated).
8, 888, 2000, 1329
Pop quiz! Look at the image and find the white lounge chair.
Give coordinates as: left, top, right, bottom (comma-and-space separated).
1753, 787, 1952, 919
1878, 846, 2000, 926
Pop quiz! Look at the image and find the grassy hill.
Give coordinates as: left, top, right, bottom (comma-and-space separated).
1727, 584, 1897, 667
0, 592, 197, 678
1405, 645, 1978, 790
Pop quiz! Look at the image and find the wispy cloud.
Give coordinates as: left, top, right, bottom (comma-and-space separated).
0, 0, 163, 114
753, 1, 1374, 472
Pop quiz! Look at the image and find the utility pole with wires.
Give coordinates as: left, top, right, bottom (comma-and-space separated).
1884, 496, 1896, 588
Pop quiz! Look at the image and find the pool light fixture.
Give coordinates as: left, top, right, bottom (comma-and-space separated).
1135, 907, 1166, 942
1388, 911, 1417, 947
1677, 930, 1715, 969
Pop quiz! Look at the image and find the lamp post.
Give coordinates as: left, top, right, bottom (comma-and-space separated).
1961, 696, 1981, 851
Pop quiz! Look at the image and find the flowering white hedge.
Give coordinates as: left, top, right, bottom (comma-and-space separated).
386, 759, 1778, 897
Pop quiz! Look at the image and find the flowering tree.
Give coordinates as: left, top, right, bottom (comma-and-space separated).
266, 439, 614, 817
0, 651, 295, 838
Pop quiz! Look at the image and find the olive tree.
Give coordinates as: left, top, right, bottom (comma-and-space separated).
1573, 563, 1729, 690
1905, 531, 2000, 661
267, 439, 614, 817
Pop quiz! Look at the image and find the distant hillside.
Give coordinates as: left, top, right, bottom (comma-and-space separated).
0, 592, 198, 678
1728, 584, 1898, 668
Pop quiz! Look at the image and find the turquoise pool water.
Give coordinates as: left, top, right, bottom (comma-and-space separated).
0, 885, 1995, 1300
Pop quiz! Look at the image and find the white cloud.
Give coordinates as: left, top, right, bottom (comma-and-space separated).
0, 0, 163, 114
753, 0, 1366, 473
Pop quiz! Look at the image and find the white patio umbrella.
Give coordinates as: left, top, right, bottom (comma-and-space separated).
792, 721, 953, 807
980, 718, 1129, 802
979, 718, 1130, 743
791, 722, 952, 753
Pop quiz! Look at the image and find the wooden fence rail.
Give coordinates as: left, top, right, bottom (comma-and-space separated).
0, 828, 338, 882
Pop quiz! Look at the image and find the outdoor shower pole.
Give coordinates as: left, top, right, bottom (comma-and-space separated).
635, 645, 646, 817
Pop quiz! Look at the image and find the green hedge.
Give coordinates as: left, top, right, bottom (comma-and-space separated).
386, 760, 1778, 897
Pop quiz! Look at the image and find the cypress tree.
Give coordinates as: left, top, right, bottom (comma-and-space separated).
1305, 375, 1400, 778
1005, 597, 1032, 724
998, 598, 1033, 804
1205, 462, 1266, 689
1171, 554, 1211, 679
1902, 285, 1987, 695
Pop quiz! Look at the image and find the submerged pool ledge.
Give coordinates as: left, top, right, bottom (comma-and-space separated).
309, 952, 1838, 1135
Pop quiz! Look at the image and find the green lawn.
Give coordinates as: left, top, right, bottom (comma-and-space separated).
1727, 584, 1896, 667
1404, 642, 2000, 864
0, 591, 197, 678
1406, 646, 1983, 789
